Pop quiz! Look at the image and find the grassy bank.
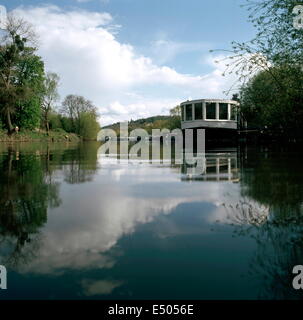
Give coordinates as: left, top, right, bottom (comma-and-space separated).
0, 129, 81, 143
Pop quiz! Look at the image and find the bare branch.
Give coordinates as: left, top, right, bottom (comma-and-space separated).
1, 12, 39, 47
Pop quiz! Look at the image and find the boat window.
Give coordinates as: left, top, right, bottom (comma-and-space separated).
219, 103, 228, 120
185, 104, 193, 121
194, 103, 203, 120
206, 102, 216, 120
181, 105, 185, 121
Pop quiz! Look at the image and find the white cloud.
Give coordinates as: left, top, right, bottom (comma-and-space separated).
81, 279, 123, 296
100, 98, 181, 124
12, 5, 237, 125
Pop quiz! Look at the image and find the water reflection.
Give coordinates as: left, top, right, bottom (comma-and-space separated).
181, 150, 239, 182
0, 143, 100, 270
0, 143, 302, 299
0, 146, 61, 267
62, 143, 99, 184
220, 149, 303, 299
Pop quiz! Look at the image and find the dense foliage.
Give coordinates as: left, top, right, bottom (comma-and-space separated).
240, 66, 303, 136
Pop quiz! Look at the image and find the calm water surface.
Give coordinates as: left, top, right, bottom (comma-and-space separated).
0, 142, 302, 300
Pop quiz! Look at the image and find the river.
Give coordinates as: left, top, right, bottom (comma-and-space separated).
0, 142, 302, 299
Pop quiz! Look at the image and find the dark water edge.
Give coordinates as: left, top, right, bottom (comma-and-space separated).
0, 142, 302, 300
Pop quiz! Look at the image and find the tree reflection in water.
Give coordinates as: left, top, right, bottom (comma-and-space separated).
0, 142, 100, 269
61, 142, 100, 184
0, 146, 61, 267
223, 149, 303, 299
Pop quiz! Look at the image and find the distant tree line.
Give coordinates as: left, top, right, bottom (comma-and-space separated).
0, 12, 100, 140
105, 105, 181, 136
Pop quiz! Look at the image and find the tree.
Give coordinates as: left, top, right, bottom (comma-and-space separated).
219, 0, 303, 91
169, 105, 181, 117
15, 49, 45, 130
240, 65, 303, 136
59, 115, 74, 133
41, 72, 60, 134
60, 94, 97, 134
48, 112, 62, 130
217, 0, 303, 137
0, 34, 27, 132
169, 105, 181, 129
78, 111, 100, 140
243, 0, 303, 67
231, 93, 240, 102
0, 12, 43, 133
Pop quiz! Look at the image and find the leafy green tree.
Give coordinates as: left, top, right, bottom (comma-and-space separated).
61, 94, 98, 135
59, 115, 74, 133
0, 34, 27, 132
0, 13, 44, 133
240, 65, 303, 136
79, 111, 100, 140
48, 112, 62, 130
15, 50, 45, 130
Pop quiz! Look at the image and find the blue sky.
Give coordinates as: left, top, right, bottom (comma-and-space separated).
1, 0, 255, 124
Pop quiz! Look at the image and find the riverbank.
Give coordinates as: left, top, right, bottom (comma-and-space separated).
0, 129, 81, 142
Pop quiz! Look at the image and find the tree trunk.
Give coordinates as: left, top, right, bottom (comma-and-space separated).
6, 110, 14, 134
45, 120, 50, 136
45, 108, 50, 135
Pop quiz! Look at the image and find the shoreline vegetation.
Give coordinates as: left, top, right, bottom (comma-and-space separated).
0, 128, 80, 142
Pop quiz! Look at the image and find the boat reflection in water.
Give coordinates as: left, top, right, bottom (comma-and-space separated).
98, 140, 240, 182
181, 150, 240, 182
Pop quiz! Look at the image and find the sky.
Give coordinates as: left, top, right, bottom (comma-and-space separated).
0, 0, 255, 125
